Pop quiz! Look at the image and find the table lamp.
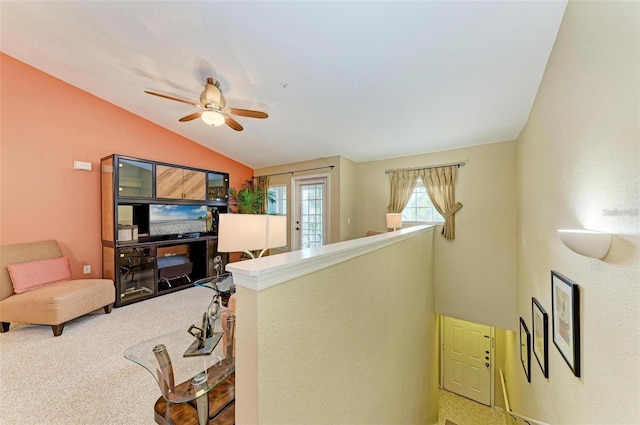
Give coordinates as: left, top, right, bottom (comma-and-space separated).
218, 214, 287, 259
386, 213, 403, 231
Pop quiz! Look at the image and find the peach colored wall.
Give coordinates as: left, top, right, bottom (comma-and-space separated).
0, 53, 252, 278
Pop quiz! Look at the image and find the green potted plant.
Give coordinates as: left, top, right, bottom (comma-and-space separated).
228, 179, 275, 214
226, 179, 280, 259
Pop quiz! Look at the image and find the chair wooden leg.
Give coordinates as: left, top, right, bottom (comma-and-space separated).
52, 323, 65, 336
0, 322, 10, 333
104, 304, 113, 314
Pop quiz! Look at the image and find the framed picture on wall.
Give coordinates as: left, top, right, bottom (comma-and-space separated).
532, 297, 549, 378
520, 317, 531, 383
551, 270, 580, 377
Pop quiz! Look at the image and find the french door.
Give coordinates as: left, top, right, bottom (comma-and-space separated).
292, 175, 329, 251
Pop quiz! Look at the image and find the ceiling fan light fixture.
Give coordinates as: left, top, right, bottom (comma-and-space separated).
201, 78, 226, 109
201, 110, 225, 127
145, 77, 266, 132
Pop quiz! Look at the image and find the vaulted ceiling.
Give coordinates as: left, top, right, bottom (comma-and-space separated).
1, 1, 567, 168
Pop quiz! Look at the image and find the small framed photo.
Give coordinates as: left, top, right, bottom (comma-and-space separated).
520, 317, 531, 383
532, 297, 549, 378
551, 270, 580, 377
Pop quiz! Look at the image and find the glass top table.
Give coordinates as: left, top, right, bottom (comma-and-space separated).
124, 328, 234, 405
124, 275, 235, 424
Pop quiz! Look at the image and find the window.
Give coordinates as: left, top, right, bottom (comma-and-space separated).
402, 178, 444, 223
268, 185, 287, 215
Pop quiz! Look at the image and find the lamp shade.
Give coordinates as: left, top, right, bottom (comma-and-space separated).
386, 213, 403, 230
266, 215, 287, 248
218, 214, 287, 257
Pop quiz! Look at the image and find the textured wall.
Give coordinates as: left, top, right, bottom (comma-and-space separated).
356, 141, 518, 330
235, 229, 439, 424
510, 1, 640, 423
339, 155, 359, 241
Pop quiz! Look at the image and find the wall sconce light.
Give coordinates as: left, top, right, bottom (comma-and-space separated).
386, 213, 403, 231
557, 229, 612, 259
218, 214, 287, 259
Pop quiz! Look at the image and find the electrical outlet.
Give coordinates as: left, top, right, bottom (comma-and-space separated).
83, 265, 91, 274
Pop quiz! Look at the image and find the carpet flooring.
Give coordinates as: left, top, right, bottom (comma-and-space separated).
1, 285, 506, 425
438, 389, 506, 425
0, 285, 217, 425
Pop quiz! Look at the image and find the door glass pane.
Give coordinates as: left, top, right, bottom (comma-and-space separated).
299, 183, 324, 248
268, 185, 287, 215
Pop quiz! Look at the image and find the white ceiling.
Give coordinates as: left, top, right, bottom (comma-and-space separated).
1, 1, 567, 169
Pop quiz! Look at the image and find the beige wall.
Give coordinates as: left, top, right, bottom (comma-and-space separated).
509, 1, 640, 423
339, 156, 359, 241
260, 142, 518, 330
356, 142, 518, 331
235, 228, 439, 424
492, 327, 507, 411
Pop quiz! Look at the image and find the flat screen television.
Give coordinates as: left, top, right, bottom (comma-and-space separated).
149, 204, 208, 237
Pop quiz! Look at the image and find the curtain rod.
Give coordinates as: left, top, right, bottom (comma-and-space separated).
384, 160, 468, 174
254, 165, 335, 178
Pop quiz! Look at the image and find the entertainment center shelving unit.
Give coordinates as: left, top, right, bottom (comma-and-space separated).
101, 154, 230, 307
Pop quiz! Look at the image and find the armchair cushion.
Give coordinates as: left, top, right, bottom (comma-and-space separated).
8, 257, 72, 294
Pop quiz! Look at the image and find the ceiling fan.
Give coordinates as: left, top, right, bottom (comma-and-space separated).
144, 78, 268, 131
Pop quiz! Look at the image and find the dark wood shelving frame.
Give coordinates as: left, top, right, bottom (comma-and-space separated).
101, 154, 230, 307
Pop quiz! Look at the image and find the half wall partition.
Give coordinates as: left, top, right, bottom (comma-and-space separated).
227, 225, 438, 424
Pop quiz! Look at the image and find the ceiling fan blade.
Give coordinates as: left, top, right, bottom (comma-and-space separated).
144, 90, 200, 108
225, 116, 244, 131
226, 108, 268, 119
179, 111, 202, 122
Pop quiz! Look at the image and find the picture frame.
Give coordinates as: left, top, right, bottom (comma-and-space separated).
532, 297, 549, 378
551, 270, 580, 377
519, 317, 531, 383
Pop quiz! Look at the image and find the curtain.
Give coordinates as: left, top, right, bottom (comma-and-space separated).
419, 166, 463, 239
254, 175, 270, 214
387, 169, 419, 213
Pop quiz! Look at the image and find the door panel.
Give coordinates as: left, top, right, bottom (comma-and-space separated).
156, 165, 206, 200
182, 169, 206, 200
443, 316, 492, 406
156, 165, 184, 199
452, 360, 464, 384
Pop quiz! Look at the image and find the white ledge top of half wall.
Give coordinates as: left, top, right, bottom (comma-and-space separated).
225, 225, 434, 292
